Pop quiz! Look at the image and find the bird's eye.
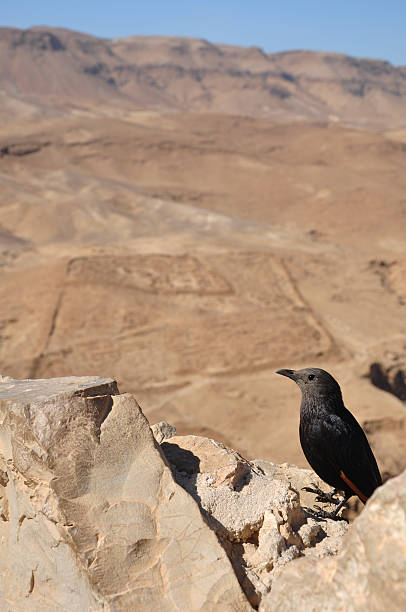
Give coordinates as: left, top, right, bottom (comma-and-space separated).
308, 374, 315, 380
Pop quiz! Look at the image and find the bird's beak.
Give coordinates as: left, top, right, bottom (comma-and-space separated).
276, 369, 297, 381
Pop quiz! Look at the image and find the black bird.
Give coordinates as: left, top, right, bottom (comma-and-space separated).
276, 367, 382, 519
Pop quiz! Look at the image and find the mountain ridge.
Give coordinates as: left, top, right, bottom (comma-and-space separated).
1, 25, 406, 127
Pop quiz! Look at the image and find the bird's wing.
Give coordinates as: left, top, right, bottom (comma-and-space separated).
324, 411, 382, 500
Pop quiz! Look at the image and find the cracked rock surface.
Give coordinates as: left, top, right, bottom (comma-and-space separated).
261, 468, 406, 611
0, 377, 249, 611
2, 376, 401, 611
161, 435, 348, 607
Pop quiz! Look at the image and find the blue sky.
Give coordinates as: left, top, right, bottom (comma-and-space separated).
3, 1, 406, 65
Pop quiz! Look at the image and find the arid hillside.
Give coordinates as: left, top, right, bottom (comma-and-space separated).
0, 27, 406, 481
1, 26, 406, 127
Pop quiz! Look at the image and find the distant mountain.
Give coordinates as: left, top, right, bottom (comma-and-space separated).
1, 26, 406, 127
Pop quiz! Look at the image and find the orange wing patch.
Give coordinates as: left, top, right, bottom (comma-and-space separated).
339, 470, 368, 502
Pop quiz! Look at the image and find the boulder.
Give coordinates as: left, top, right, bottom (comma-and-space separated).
161, 435, 348, 607
0, 377, 249, 611
260, 468, 406, 611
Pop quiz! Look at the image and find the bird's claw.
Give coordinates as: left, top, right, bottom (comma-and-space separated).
315, 493, 340, 505
302, 505, 348, 522
302, 483, 341, 505
302, 483, 318, 493
302, 482, 328, 497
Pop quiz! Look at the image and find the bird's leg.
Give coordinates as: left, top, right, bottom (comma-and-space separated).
302, 483, 341, 505
331, 496, 349, 517
303, 495, 350, 522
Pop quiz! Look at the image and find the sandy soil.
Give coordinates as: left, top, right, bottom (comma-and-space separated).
1, 30, 406, 480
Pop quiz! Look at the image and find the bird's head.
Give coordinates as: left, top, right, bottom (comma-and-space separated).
276, 367, 342, 401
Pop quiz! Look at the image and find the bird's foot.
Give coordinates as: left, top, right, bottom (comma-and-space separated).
302, 504, 348, 522
302, 484, 340, 505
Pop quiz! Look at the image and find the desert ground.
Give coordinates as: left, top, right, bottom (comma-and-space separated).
1, 27, 406, 480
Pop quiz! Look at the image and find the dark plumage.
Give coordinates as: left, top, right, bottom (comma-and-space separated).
276, 367, 382, 519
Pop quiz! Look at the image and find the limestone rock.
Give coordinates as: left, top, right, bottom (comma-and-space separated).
162, 435, 252, 483
151, 420, 177, 443
161, 435, 348, 607
0, 377, 249, 611
253, 459, 334, 511
261, 468, 406, 611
